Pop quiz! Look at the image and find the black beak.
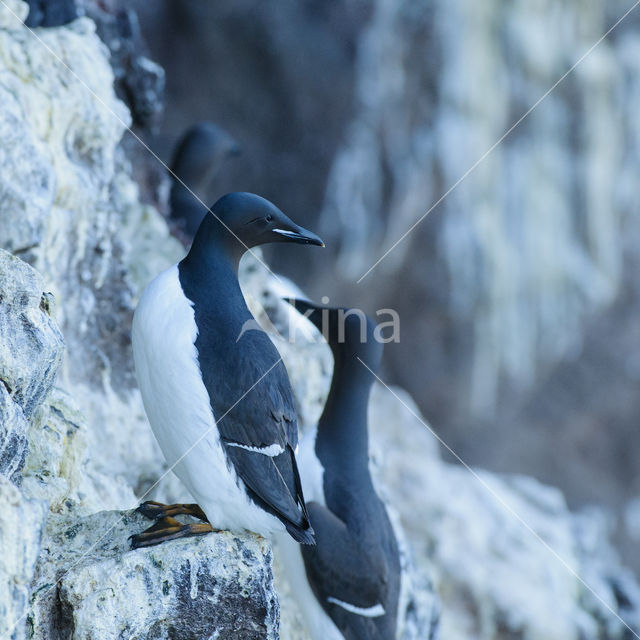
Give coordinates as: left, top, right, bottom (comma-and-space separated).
272, 225, 324, 247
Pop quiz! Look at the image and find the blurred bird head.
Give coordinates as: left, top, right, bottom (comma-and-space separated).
170, 122, 241, 190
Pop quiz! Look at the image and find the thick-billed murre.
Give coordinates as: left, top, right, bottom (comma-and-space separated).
278, 299, 401, 640
130, 192, 322, 547
169, 122, 240, 238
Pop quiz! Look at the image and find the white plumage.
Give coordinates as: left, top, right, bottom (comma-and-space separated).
132, 264, 286, 537
295, 426, 326, 506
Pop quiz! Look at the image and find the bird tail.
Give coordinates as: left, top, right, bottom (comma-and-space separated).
285, 520, 315, 545
287, 445, 316, 545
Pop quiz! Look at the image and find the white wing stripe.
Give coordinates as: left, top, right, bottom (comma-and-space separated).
225, 442, 284, 456
326, 597, 385, 617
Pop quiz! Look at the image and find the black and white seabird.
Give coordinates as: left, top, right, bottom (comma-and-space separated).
130, 192, 322, 548
169, 122, 240, 238
279, 300, 401, 640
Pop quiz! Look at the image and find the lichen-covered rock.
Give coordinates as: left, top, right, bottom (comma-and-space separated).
0, 1, 182, 514
0, 477, 47, 640
0, 85, 55, 255
0, 384, 30, 483
0, 250, 64, 422
0, 250, 64, 482
392, 510, 441, 640
29, 510, 279, 640
21, 387, 87, 510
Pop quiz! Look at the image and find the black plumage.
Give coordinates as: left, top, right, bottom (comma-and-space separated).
176, 192, 323, 543
289, 299, 402, 639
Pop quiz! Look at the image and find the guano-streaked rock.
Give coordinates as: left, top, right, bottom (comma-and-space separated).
29, 510, 279, 640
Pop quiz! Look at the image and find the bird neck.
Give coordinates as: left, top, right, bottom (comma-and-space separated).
179, 225, 249, 318
316, 353, 373, 475
185, 214, 246, 272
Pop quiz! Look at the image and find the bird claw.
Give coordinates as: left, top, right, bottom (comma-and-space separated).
136, 501, 209, 522
136, 500, 169, 520
129, 515, 219, 549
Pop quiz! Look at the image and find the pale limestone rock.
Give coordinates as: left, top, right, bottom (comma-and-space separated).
0, 0, 27, 29
0, 250, 64, 483
29, 510, 279, 640
0, 2, 180, 515
392, 506, 441, 640
21, 387, 87, 510
0, 250, 64, 422
0, 84, 55, 254
0, 477, 47, 640
0, 384, 29, 483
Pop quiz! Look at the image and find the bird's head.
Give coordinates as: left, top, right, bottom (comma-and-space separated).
197, 192, 324, 254
170, 122, 241, 188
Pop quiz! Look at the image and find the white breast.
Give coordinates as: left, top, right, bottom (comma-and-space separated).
296, 426, 326, 506
132, 264, 284, 537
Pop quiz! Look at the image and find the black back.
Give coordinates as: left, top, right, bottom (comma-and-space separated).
174, 198, 320, 544
289, 300, 401, 639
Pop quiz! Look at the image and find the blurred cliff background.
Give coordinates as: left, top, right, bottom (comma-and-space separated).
127, 1, 640, 572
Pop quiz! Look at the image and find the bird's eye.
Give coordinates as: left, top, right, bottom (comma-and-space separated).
265, 214, 273, 222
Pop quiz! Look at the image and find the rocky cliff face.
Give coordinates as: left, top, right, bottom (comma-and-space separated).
0, 3, 277, 638
0, 2, 639, 639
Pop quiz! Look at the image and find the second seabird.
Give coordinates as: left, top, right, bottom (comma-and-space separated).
279, 299, 402, 640
169, 122, 240, 239
130, 192, 323, 547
